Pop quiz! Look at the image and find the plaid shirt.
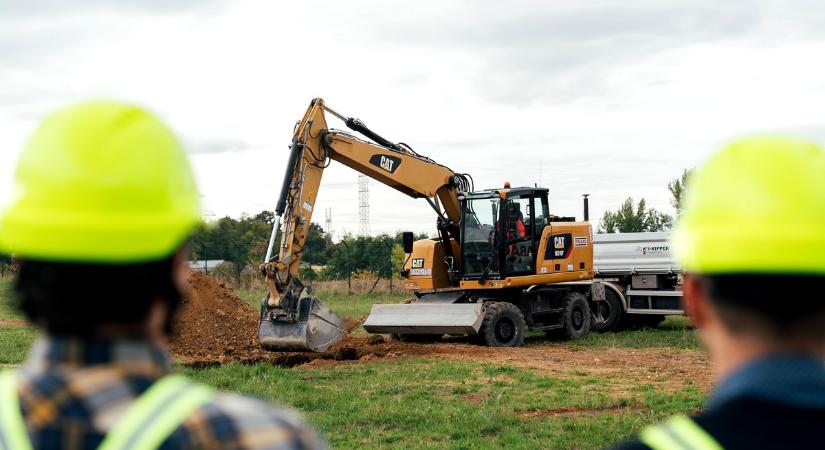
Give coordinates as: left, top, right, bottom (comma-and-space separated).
12, 336, 325, 450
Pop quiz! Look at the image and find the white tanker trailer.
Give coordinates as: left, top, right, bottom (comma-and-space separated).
588, 232, 684, 332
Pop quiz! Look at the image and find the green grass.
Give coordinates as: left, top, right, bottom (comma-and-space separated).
0, 277, 706, 448
181, 358, 704, 449
568, 316, 699, 350
0, 279, 37, 366
0, 326, 37, 365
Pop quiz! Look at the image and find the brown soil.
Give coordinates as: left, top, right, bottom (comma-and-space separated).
170, 272, 712, 391
0, 318, 26, 327
169, 271, 268, 364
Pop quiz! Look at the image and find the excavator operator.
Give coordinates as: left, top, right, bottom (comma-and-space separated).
507, 202, 527, 240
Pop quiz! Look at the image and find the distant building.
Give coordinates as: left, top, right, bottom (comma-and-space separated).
188, 259, 225, 274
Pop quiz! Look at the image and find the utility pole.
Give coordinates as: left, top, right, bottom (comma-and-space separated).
358, 175, 370, 236
325, 208, 333, 241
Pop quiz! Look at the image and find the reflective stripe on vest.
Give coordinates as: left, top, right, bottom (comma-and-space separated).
0, 371, 32, 450
641, 415, 724, 450
0, 370, 214, 450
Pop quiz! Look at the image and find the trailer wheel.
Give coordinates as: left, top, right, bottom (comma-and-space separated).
592, 288, 622, 332
479, 302, 526, 347
561, 292, 591, 340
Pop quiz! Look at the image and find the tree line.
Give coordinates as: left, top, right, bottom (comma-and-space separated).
188, 212, 426, 283
597, 169, 692, 233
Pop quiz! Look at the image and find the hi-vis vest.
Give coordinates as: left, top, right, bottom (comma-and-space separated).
0, 370, 215, 450
641, 415, 724, 450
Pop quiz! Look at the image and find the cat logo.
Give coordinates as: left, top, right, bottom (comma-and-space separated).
368, 154, 402, 174
411, 258, 425, 268
554, 236, 566, 249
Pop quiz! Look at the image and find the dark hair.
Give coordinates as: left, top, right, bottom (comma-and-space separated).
12, 256, 183, 336
699, 274, 825, 340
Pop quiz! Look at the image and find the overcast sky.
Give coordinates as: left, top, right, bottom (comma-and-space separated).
2, 0, 825, 239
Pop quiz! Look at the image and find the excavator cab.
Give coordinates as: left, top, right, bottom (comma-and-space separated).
460, 188, 549, 280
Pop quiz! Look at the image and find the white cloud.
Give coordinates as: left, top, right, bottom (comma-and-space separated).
2, 0, 825, 237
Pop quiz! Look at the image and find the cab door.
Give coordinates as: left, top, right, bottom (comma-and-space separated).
502, 194, 536, 276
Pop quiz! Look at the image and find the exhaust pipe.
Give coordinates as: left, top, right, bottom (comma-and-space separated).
582, 194, 590, 221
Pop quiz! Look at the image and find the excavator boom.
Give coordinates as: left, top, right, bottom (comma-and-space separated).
258, 98, 468, 351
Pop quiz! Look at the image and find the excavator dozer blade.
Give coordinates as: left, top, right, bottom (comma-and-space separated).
258, 296, 347, 352
362, 302, 484, 335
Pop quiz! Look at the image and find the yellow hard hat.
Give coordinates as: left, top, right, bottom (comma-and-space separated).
672, 135, 825, 274
0, 101, 201, 263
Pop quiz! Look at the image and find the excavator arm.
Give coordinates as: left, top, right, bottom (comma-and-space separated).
258, 98, 470, 352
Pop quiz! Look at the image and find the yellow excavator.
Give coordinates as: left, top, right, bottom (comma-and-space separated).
259, 98, 602, 352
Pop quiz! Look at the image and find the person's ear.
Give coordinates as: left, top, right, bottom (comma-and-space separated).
172, 245, 189, 290
683, 274, 708, 328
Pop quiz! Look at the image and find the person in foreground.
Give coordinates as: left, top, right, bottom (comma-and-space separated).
610, 136, 825, 450
0, 101, 325, 449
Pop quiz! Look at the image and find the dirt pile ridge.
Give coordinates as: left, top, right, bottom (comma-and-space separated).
170, 271, 267, 363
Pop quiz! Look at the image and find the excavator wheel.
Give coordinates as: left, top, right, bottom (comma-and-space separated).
478, 302, 526, 347
560, 292, 591, 340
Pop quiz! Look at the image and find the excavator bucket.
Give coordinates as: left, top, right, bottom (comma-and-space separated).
258, 294, 347, 352
362, 301, 484, 335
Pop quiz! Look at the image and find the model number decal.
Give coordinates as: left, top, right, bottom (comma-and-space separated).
574, 236, 587, 247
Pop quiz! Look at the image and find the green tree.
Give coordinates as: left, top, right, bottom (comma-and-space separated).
391, 243, 406, 278
253, 210, 276, 225
598, 197, 672, 233
667, 168, 694, 214
303, 223, 328, 265
188, 213, 271, 283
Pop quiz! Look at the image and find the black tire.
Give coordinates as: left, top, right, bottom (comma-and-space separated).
479, 302, 526, 347
591, 287, 623, 332
561, 292, 591, 340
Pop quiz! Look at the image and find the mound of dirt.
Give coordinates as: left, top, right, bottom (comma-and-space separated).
169, 272, 268, 363
170, 272, 376, 367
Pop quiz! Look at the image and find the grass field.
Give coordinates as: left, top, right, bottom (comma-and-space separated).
1, 277, 707, 449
